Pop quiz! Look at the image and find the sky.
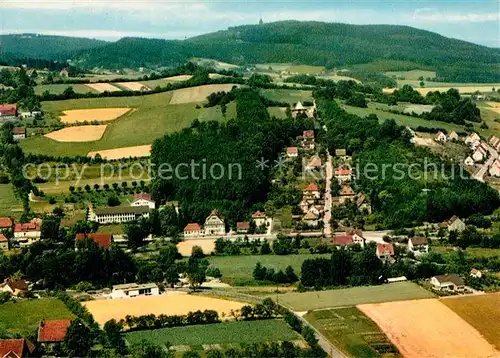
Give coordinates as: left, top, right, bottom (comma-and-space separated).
0, 0, 499, 47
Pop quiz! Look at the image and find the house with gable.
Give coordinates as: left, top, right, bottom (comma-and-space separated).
464, 156, 474, 166
0, 279, 28, 296
465, 132, 481, 147
333, 235, 354, 247
345, 228, 365, 248
75, 233, 112, 249
0, 104, 18, 121
12, 127, 26, 142
489, 159, 500, 177
38, 319, 72, 351
236, 222, 250, 234
430, 274, 465, 292
435, 131, 447, 142
448, 131, 459, 141
252, 211, 267, 227
0, 339, 35, 358
131, 193, 156, 209
286, 147, 298, 158
303, 211, 319, 226
204, 209, 225, 236
334, 168, 352, 183
472, 145, 488, 162
303, 183, 321, 201
408, 236, 429, 254
184, 223, 203, 237
339, 185, 355, 204
13, 219, 41, 246
0, 234, 8, 251
376, 243, 395, 263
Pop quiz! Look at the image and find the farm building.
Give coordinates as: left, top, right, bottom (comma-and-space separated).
184, 223, 203, 237
408, 237, 429, 254
430, 274, 465, 292
286, 147, 298, 157
12, 127, 26, 141
0, 339, 35, 358
13, 219, 41, 246
111, 282, 159, 299
131, 193, 155, 209
204, 209, 226, 236
376, 243, 395, 263
0, 234, 8, 250
251, 211, 267, 227
75, 232, 112, 249
0, 104, 18, 121
0, 279, 28, 296
87, 205, 150, 224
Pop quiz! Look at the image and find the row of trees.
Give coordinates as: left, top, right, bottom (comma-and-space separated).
253, 262, 298, 283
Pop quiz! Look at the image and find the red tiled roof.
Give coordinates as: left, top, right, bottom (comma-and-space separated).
14, 221, 40, 233
4, 279, 28, 292
0, 233, 7, 242
286, 147, 298, 154
334, 168, 352, 176
377, 243, 395, 256
304, 183, 319, 192
38, 319, 71, 343
75, 233, 112, 249
0, 339, 24, 358
184, 223, 201, 232
0, 104, 17, 117
133, 192, 154, 202
340, 186, 354, 196
252, 211, 266, 219
12, 127, 25, 135
236, 222, 250, 230
334, 235, 353, 246
0, 218, 12, 228
303, 130, 314, 138
410, 237, 428, 246
345, 228, 364, 238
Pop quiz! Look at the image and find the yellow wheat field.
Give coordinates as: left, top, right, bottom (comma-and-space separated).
384, 86, 499, 95
59, 108, 132, 124
358, 299, 499, 358
87, 144, 152, 160
177, 240, 216, 256
170, 84, 239, 104
85, 83, 122, 93
45, 125, 107, 142
83, 292, 246, 325
117, 82, 151, 91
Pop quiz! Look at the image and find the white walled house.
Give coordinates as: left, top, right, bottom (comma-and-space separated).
204, 209, 225, 236
88, 206, 150, 224
489, 159, 500, 177
131, 193, 155, 209
435, 131, 447, 142
286, 147, 298, 158
408, 237, 429, 254
448, 131, 459, 141
464, 156, 474, 166
465, 132, 481, 147
251, 211, 267, 227
13, 220, 41, 246
303, 183, 321, 200
472, 146, 488, 162
184, 223, 203, 237
430, 274, 465, 292
12, 127, 26, 141
111, 283, 159, 299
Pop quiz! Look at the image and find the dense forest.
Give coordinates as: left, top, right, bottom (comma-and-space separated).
3, 22, 498, 83
150, 88, 313, 224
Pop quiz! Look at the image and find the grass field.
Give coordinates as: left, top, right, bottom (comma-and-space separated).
442, 293, 500, 349
304, 307, 399, 357
125, 319, 300, 349
21, 88, 231, 156
278, 282, 435, 311
34, 83, 98, 95
207, 254, 329, 285
260, 89, 313, 105
267, 107, 288, 119
358, 299, 499, 358
385, 70, 436, 81
0, 184, 23, 217
0, 298, 74, 336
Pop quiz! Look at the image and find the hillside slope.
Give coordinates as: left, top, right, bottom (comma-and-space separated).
71, 21, 500, 72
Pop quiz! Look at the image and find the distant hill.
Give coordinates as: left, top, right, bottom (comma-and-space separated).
69, 21, 499, 72
0, 33, 107, 60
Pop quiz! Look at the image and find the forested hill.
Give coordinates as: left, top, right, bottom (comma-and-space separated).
0, 34, 107, 60
69, 21, 500, 70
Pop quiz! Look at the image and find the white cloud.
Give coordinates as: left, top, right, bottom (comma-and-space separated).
413, 8, 500, 22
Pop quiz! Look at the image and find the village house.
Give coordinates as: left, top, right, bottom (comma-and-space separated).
334, 168, 352, 183
464, 156, 474, 166
111, 282, 159, 299
465, 132, 481, 148
440, 216, 466, 233
291, 101, 307, 118
488, 135, 499, 150
0, 104, 18, 121
0, 217, 12, 231
38, 319, 72, 351
376, 243, 395, 263
236, 221, 250, 234
430, 274, 465, 292
0, 339, 36, 358
408, 236, 429, 254
470, 139, 481, 151
19, 110, 42, 119
286, 147, 298, 158
87, 205, 150, 224
305, 156, 322, 171
303, 210, 319, 226
204, 209, 226, 236
472, 145, 488, 162
184, 223, 203, 237
12, 127, 26, 141
489, 159, 500, 177
470, 268, 482, 279
131, 193, 156, 209
333, 235, 354, 246
0, 279, 28, 296
59, 68, 69, 77
339, 185, 355, 204
303, 183, 321, 200
13, 219, 41, 246
75, 232, 112, 249
0, 234, 8, 251
298, 130, 315, 150
448, 131, 459, 141
345, 228, 365, 247
435, 131, 447, 142
251, 211, 267, 227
